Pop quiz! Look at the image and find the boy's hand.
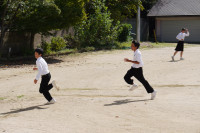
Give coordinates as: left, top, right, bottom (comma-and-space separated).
124, 58, 130, 62
34, 79, 38, 84
33, 67, 38, 70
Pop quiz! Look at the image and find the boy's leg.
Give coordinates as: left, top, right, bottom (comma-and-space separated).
45, 73, 53, 91
42, 91, 53, 102
172, 51, 178, 61
124, 67, 134, 85
133, 68, 154, 93
180, 51, 183, 58
40, 74, 53, 102
173, 51, 178, 56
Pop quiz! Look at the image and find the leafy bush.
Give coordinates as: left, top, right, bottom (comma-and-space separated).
51, 37, 66, 51
118, 23, 132, 42
64, 34, 80, 49
74, 0, 120, 48
80, 46, 95, 52
41, 41, 52, 55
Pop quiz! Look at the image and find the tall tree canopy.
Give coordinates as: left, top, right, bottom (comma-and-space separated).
0, 0, 88, 46
105, 0, 143, 22
141, 0, 158, 17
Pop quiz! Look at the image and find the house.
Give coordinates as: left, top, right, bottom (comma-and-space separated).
148, 0, 200, 43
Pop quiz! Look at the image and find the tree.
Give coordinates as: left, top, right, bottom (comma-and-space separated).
75, 0, 120, 48
0, 0, 21, 48
105, 0, 143, 22
15, 0, 88, 34
0, 0, 88, 49
14, 0, 61, 33
141, 0, 158, 17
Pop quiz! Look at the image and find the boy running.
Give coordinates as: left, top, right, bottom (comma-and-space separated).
124, 41, 157, 100
33, 48, 59, 104
172, 28, 189, 61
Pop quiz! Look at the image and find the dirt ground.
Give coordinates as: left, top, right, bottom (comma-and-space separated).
0, 46, 200, 133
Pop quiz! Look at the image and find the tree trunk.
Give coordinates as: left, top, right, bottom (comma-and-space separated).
0, 29, 6, 48
30, 32, 35, 50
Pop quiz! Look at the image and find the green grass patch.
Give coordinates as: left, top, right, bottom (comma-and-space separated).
117, 41, 177, 49
117, 41, 200, 50
45, 48, 77, 56
17, 95, 24, 99
0, 97, 6, 100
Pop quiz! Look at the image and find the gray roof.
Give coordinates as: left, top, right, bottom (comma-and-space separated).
148, 0, 200, 16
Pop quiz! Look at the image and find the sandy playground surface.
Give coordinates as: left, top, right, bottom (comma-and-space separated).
0, 45, 200, 133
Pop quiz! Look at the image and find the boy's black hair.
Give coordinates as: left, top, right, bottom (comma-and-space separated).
132, 40, 140, 49
181, 28, 186, 31
35, 48, 44, 55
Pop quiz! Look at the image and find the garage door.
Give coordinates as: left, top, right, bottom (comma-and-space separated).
160, 19, 200, 43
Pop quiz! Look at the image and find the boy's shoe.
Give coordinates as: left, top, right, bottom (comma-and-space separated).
180, 57, 184, 60
49, 98, 56, 103
52, 80, 60, 91
45, 98, 56, 105
171, 56, 174, 61
129, 84, 138, 91
151, 91, 157, 100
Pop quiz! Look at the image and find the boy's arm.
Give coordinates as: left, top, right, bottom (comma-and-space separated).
35, 62, 43, 81
185, 30, 189, 36
124, 58, 140, 64
33, 68, 38, 70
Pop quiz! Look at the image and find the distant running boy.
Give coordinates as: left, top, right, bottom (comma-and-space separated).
172, 28, 189, 61
124, 41, 157, 100
33, 48, 59, 104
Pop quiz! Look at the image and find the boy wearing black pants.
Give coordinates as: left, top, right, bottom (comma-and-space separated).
172, 28, 189, 61
33, 48, 60, 104
124, 41, 156, 100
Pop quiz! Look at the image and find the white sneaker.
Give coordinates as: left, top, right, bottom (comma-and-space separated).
180, 57, 184, 60
151, 91, 157, 100
52, 80, 60, 91
46, 98, 56, 105
171, 56, 174, 61
49, 98, 56, 103
129, 84, 138, 91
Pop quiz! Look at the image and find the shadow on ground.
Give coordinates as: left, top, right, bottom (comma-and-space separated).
104, 99, 150, 106
0, 104, 49, 116
168, 60, 181, 62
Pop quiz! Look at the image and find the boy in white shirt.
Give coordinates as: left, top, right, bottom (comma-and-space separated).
172, 28, 189, 61
33, 48, 59, 104
124, 41, 157, 100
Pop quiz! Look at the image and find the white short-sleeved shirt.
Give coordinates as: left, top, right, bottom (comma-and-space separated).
132, 49, 143, 68
35, 57, 50, 80
176, 32, 189, 41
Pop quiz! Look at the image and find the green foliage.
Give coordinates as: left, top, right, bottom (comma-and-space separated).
118, 23, 132, 42
54, 0, 88, 29
105, 0, 144, 22
64, 34, 80, 49
51, 36, 66, 51
15, 0, 61, 33
1, 0, 87, 34
141, 0, 158, 17
41, 41, 52, 55
75, 0, 120, 48
80, 46, 95, 52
